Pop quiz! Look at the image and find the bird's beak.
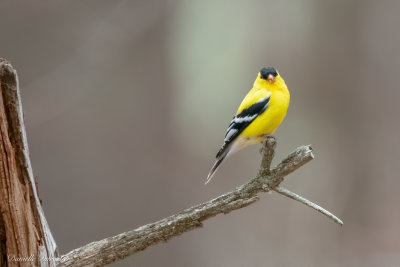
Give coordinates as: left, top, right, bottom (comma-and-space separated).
267, 74, 275, 83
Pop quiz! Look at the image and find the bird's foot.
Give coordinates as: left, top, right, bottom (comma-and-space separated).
258, 134, 275, 142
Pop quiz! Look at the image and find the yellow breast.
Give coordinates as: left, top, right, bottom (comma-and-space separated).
238, 74, 290, 137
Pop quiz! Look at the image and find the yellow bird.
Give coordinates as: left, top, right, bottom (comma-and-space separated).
205, 67, 290, 184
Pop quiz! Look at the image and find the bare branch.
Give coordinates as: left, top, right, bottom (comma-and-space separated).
274, 186, 343, 225
271, 144, 314, 178
257, 136, 276, 176
58, 137, 332, 267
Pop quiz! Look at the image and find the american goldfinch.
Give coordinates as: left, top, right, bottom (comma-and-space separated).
205, 67, 290, 184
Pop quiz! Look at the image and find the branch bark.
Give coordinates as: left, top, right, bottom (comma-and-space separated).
58, 137, 341, 267
0, 59, 58, 267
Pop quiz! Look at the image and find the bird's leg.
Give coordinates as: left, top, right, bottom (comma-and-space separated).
257, 134, 273, 141
263, 134, 274, 140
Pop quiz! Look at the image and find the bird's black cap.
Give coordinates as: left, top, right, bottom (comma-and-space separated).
260, 67, 278, 80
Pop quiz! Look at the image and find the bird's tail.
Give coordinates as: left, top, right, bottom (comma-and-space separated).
205, 150, 229, 185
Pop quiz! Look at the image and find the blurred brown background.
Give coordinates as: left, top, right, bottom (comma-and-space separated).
1, 0, 400, 266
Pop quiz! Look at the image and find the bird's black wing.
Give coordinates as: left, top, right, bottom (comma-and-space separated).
216, 96, 270, 158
